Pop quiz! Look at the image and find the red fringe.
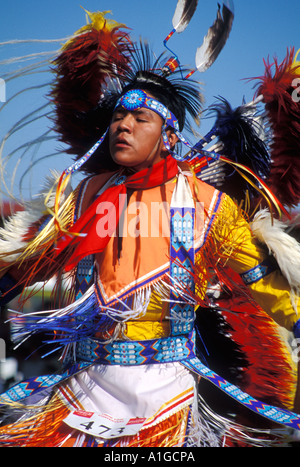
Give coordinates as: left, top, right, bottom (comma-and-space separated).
218, 269, 296, 411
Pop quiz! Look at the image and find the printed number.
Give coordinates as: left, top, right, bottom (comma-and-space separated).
80, 421, 95, 431
107, 427, 126, 437
79, 420, 125, 438
97, 425, 126, 437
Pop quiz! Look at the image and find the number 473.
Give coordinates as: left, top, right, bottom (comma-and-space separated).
80, 420, 126, 438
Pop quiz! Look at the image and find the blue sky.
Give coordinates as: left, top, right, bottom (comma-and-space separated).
1, 0, 300, 198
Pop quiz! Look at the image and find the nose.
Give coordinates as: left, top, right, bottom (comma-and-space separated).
117, 113, 134, 132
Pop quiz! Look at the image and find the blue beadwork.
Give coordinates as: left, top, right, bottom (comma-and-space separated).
293, 319, 300, 338
118, 89, 146, 111
115, 89, 181, 132
240, 258, 277, 285
169, 207, 195, 336
114, 174, 127, 185
75, 332, 196, 365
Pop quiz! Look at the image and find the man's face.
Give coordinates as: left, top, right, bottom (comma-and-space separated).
109, 105, 167, 171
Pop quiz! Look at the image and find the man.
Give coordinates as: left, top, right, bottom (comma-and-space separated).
0, 11, 299, 447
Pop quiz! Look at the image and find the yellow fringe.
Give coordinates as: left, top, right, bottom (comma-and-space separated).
0, 189, 77, 284
21, 192, 76, 262
194, 194, 249, 301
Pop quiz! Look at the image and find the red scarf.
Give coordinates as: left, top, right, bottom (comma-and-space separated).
56, 155, 178, 271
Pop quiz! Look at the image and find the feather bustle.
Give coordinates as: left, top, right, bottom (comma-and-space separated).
253, 48, 300, 208
205, 97, 271, 201
193, 196, 297, 410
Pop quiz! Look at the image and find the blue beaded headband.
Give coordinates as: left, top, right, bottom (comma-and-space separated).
115, 89, 180, 131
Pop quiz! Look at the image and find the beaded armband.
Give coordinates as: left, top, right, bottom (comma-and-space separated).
240, 258, 278, 285
293, 320, 300, 339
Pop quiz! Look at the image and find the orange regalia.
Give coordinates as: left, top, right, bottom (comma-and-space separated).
0, 158, 299, 447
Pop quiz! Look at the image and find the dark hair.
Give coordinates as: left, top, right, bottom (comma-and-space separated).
121, 71, 186, 131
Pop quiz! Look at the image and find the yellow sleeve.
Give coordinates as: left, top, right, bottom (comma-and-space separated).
215, 195, 299, 332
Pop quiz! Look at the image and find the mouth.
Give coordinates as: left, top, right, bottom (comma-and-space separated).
114, 138, 131, 148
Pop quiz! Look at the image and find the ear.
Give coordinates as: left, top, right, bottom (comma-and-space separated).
166, 129, 179, 150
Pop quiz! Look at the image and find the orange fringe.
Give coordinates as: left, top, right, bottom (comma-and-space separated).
0, 389, 192, 447
0, 397, 71, 447
56, 406, 192, 447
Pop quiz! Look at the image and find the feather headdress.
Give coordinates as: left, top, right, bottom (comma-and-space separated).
0, 3, 236, 287
50, 9, 132, 162
50, 8, 208, 171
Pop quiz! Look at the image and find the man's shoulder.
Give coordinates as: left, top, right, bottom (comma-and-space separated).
74, 171, 117, 213
184, 170, 226, 204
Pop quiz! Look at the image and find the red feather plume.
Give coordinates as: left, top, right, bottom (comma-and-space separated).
254, 47, 300, 208
50, 10, 132, 157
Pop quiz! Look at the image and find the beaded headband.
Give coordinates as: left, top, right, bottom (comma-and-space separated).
114, 89, 180, 131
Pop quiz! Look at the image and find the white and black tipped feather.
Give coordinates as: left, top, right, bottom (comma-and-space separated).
172, 0, 199, 33
198, 158, 226, 187
195, 1, 234, 73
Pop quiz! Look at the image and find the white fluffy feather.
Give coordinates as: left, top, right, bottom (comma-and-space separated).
251, 209, 300, 311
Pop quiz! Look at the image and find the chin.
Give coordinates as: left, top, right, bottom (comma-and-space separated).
111, 152, 141, 168
112, 158, 137, 168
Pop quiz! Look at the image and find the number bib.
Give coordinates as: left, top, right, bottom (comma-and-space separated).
63, 410, 146, 439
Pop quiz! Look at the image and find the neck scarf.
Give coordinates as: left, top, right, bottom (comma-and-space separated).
56, 155, 178, 271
